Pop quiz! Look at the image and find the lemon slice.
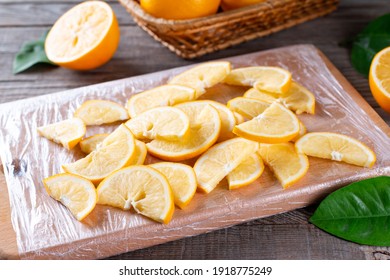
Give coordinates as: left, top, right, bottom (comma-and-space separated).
169, 61, 231, 98
194, 138, 259, 193
37, 117, 86, 150
258, 143, 309, 188
233, 112, 246, 124
43, 173, 97, 221
63, 124, 135, 183
126, 85, 196, 118
150, 162, 197, 209
79, 133, 109, 154
227, 153, 264, 190
202, 100, 236, 142
244, 81, 315, 114
233, 102, 300, 143
45, 1, 119, 70
224, 66, 292, 94
125, 106, 190, 141
295, 132, 376, 168
147, 101, 221, 161
74, 100, 129, 125
291, 120, 307, 142
227, 97, 270, 119
369, 46, 390, 113
97, 165, 174, 224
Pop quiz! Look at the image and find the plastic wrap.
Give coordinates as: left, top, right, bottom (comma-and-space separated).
0, 44, 389, 259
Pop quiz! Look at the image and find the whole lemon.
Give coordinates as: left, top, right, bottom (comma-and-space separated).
140, 0, 221, 20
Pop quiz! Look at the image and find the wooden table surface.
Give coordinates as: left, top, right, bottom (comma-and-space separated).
0, 0, 389, 260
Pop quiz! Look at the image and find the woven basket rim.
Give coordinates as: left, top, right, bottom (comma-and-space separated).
118, 0, 297, 26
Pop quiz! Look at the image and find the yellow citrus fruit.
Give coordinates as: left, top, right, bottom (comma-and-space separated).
125, 106, 190, 141
45, 1, 120, 70
37, 117, 86, 150
369, 46, 390, 113
43, 173, 97, 221
244, 81, 315, 114
233, 112, 246, 124
63, 124, 136, 184
221, 0, 266, 11
169, 61, 231, 98
227, 153, 264, 190
129, 140, 148, 165
227, 97, 270, 119
126, 85, 195, 118
233, 102, 300, 143
140, 0, 220, 20
74, 100, 129, 125
194, 137, 259, 193
258, 143, 309, 188
149, 162, 197, 209
79, 133, 109, 154
97, 165, 174, 224
224, 66, 292, 94
291, 120, 307, 142
147, 101, 221, 161
295, 132, 376, 168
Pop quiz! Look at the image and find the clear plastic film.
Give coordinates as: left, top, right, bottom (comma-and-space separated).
0, 45, 389, 259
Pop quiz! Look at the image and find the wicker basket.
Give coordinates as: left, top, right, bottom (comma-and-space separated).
118, 0, 339, 59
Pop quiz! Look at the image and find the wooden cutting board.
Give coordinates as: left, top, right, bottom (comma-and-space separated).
0, 45, 389, 259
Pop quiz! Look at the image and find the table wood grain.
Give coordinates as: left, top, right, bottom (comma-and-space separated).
0, 0, 389, 260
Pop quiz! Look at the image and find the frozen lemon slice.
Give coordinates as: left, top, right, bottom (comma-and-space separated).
125, 106, 189, 141
258, 143, 309, 188
291, 121, 307, 142
150, 162, 197, 209
244, 81, 315, 114
227, 153, 264, 190
194, 138, 259, 193
233, 102, 300, 143
74, 100, 129, 125
227, 97, 270, 119
224, 66, 292, 94
169, 61, 231, 98
63, 124, 135, 183
126, 85, 196, 118
97, 165, 174, 224
147, 101, 221, 161
295, 132, 376, 168
233, 112, 245, 124
80, 133, 109, 154
43, 173, 97, 221
37, 117, 86, 150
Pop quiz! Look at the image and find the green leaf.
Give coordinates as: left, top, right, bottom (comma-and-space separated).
351, 13, 390, 77
310, 176, 390, 246
13, 31, 57, 74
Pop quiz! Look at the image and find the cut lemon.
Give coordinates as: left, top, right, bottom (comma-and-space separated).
258, 143, 309, 188
194, 138, 259, 193
80, 133, 109, 154
244, 81, 315, 114
227, 97, 270, 119
74, 100, 129, 125
233, 112, 246, 124
37, 117, 86, 150
129, 140, 148, 165
227, 153, 264, 190
295, 132, 376, 168
203, 100, 236, 142
147, 101, 221, 161
63, 124, 135, 183
126, 85, 195, 118
369, 46, 390, 113
97, 165, 174, 223
125, 106, 189, 141
45, 1, 119, 70
43, 173, 97, 221
224, 66, 292, 94
169, 61, 231, 98
150, 162, 197, 209
233, 102, 300, 143
291, 120, 307, 142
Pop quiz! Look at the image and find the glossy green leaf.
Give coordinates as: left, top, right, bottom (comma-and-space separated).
310, 176, 390, 246
13, 31, 56, 74
351, 13, 390, 76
